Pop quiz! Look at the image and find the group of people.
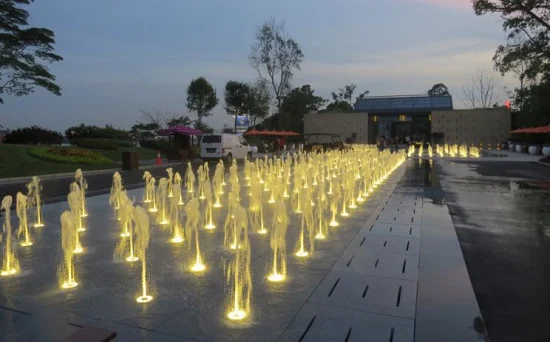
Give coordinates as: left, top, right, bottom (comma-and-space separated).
378, 136, 408, 152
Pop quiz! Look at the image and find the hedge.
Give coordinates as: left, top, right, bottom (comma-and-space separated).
4, 126, 63, 145
139, 139, 172, 151
75, 138, 134, 150
29, 147, 113, 165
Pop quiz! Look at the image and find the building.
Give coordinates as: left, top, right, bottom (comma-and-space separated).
303, 112, 369, 144
431, 108, 510, 147
303, 94, 510, 146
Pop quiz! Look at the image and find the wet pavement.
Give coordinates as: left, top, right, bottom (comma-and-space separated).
436, 160, 550, 342
2, 156, 547, 341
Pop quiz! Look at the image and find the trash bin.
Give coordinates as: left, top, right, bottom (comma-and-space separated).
122, 151, 139, 170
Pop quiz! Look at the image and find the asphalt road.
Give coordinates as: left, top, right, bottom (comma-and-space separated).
437, 160, 550, 342
0, 163, 195, 204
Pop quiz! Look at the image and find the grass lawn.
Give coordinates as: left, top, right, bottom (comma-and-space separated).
0, 144, 160, 179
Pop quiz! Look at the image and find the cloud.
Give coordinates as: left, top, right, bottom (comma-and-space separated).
293, 39, 517, 108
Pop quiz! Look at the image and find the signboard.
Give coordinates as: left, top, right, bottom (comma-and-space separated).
235, 115, 250, 134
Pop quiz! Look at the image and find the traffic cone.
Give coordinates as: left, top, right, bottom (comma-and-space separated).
156, 150, 162, 165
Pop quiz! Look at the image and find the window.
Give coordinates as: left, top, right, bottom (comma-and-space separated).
202, 135, 222, 143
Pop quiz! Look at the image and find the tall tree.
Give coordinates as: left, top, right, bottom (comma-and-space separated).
325, 101, 354, 112
246, 80, 271, 126
331, 83, 369, 107
139, 109, 191, 129
281, 84, 326, 132
249, 18, 304, 127
427, 83, 450, 96
224, 80, 251, 132
462, 70, 503, 109
224, 80, 251, 116
166, 116, 192, 127
0, 0, 63, 103
473, 0, 550, 79
186, 77, 218, 124
514, 73, 550, 126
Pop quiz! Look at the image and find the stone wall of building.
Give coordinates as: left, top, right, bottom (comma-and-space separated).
304, 112, 369, 144
431, 108, 511, 147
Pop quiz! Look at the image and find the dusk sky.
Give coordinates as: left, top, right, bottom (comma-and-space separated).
1, 0, 516, 131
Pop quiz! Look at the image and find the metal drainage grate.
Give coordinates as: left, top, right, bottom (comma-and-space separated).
334, 249, 419, 281
380, 206, 422, 216
308, 271, 417, 319
351, 234, 420, 256
376, 211, 422, 226
282, 303, 414, 342
366, 223, 421, 238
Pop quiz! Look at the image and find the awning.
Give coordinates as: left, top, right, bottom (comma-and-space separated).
509, 125, 550, 134
157, 125, 204, 136
243, 129, 263, 136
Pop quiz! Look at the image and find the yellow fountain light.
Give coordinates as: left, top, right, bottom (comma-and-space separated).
227, 310, 247, 321
267, 273, 285, 282
136, 295, 153, 303
0, 268, 17, 276
295, 250, 309, 258
61, 280, 78, 289
191, 262, 206, 272
126, 255, 139, 262
170, 236, 184, 244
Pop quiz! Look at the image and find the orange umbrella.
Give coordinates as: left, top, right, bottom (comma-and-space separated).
286, 131, 300, 136
244, 129, 262, 136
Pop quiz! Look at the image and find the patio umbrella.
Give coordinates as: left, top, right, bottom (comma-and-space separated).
157, 125, 204, 136
244, 129, 263, 136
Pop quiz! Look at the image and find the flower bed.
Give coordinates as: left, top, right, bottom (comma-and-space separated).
29, 147, 113, 165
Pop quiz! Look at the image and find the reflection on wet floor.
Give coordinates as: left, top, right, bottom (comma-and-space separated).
436, 159, 550, 342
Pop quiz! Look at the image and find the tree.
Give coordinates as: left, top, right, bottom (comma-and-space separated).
462, 70, 503, 109
249, 18, 304, 127
186, 77, 218, 124
331, 83, 369, 108
138, 109, 191, 129
281, 84, 326, 132
0, 0, 63, 103
427, 83, 450, 96
325, 101, 354, 112
224, 80, 251, 116
193, 120, 214, 134
472, 0, 550, 79
513, 73, 550, 127
247, 80, 271, 126
166, 116, 192, 127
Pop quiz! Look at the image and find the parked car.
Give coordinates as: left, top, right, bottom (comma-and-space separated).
200, 134, 252, 163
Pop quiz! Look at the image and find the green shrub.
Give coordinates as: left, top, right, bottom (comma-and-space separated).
139, 139, 172, 151
29, 147, 113, 165
4, 126, 63, 145
65, 124, 131, 140
75, 138, 133, 150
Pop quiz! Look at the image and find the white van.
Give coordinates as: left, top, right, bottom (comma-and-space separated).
200, 134, 252, 163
